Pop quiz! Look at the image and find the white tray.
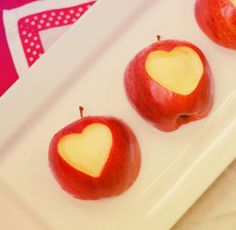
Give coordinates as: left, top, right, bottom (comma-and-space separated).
1, 0, 236, 229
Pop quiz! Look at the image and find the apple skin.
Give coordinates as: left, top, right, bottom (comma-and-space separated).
48, 116, 141, 200
195, 0, 236, 50
124, 40, 214, 132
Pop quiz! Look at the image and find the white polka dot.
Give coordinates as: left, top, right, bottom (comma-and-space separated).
66, 15, 71, 19
36, 45, 40, 49
46, 22, 51, 27
20, 24, 24, 28
42, 14, 47, 18
29, 57, 34, 62
57, 16, 62, 20
22, 31, 27, 35
24, 39, 29, 43
38, 25, 42, 29
49, 17, 53, 21
30, 42, 35, 47
72, 18, 77, 22
25, 18, 29, 23
40, 19, 44, 24
70, 9, 74, 14
63, 20, 68, 24
31, 21, 35, 25
28, 33, 32, 37
33, 51, 37, 55
55, 21, 59, 25
27, 48, 31, 53
51, 12, 56, 16
60, 11, 64, 16
33, 37, 38, 41
34, 16, 38, 20
76, 13, 80, 17
78, 7, 83, 12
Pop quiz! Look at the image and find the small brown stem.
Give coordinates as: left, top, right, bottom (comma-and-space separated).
79, 106, 84, 118
157, 35, 161, 41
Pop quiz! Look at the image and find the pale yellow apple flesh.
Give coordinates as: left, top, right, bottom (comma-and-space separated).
230, 0, 236, 7
145, 46, 203, 95
58, 123, 112, 177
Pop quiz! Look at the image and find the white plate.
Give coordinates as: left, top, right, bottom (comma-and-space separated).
1, 0, 236, 229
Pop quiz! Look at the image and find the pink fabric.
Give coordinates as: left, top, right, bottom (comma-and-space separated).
0, 0, 95, 97
0, 0, 35, 96
18, 2, 94, 66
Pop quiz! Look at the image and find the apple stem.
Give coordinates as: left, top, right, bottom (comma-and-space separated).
157, 35, 161, 41
79, 106, 84, 118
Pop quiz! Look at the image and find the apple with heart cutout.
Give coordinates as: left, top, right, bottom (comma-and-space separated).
195, 0, 236, 50
48, 107, 141, 200
124, 38, 214, 132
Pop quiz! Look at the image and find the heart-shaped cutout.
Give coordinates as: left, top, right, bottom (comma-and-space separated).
58, 123, 112, 177
231, 0, 236, 7
145, 46, 203, 95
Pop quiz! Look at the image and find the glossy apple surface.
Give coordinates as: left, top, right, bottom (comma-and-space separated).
124, 39, 214, 132
49, 116, 141, 200
195, 0, 236, 49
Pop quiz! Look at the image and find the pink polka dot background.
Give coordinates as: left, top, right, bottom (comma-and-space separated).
18, 1, 95, 66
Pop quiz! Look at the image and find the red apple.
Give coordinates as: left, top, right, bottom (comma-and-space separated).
48, 108, 141, 200
195, 0, 236, 49
124, 39, 214, 132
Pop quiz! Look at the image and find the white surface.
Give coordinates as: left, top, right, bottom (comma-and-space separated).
0, 181, 48, 229
0, 0, 236, 229
173, 159, 236, 229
